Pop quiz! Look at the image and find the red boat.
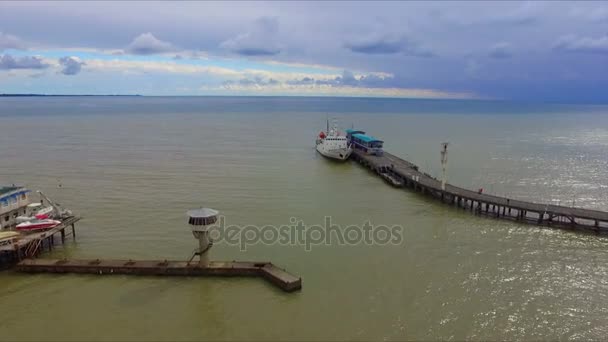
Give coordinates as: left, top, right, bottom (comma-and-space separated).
16, 219, 61, 232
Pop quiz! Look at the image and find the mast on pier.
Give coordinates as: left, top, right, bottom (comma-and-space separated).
440, 142, 449, 191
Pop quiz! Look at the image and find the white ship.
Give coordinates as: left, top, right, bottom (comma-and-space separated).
315, 119, 352, 161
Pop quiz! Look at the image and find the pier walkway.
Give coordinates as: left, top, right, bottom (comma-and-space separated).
16, 259, 302, 292
351, 150, 608, 231
3, 215, 301, 292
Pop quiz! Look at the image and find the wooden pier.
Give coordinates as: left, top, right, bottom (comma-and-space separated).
2, 214, 301, 292
15, 259, 302, 292
0, 211, 301, 293
351, 150, 608, 232
0, 216, 81, 269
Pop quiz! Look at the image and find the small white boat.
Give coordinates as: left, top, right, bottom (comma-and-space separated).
316, 119, 352, 161
16, 219, 61, 232
16, 205, 54, 223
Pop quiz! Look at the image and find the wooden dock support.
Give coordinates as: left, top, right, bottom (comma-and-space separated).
0, 216, 81, 270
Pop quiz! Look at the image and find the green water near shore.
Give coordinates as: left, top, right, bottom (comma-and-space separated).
1, 97, 608, 340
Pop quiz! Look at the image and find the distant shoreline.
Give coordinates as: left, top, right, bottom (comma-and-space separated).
1, 94, 606, 105
0, 94, 143, 97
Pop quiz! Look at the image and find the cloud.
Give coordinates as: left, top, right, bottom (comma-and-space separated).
1, 2, 607, 102
59, 56, 85, 75
0, 54, 49, 70
491, 2, 540, 26
553, 34, 608, 54
172, 50, 207, 61
29, 72, 47, 78
344, 34, 433, 57
222, 76, 280, 88
232, 70, 397, 92
286, 76, 314, 86
220, 17, 282, 56
569, 6, 608, 22
424, 2, 541, 29
345, 37, 402, 54
85, 59, 241, 76
126, 33, 176, 55
465, 59, 481, 78
0, 32, 24, 51
215, 73, 473, 99
488, 42, 513, 59
81, 58, 355, 84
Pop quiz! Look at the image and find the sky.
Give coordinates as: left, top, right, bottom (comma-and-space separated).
0, 1, 607, 102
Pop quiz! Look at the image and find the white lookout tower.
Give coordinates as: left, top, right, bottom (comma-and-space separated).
187, 207, 219, 267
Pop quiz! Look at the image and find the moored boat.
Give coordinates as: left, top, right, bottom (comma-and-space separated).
16, 219, 61, 232
316, 119, 352, 161
16, 205, 54, 223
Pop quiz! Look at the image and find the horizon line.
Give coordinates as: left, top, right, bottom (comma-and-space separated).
2, 94, 607, 105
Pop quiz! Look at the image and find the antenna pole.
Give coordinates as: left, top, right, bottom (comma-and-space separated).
440, 142, 449, 191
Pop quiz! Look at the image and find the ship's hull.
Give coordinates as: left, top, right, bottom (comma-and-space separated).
316, 144, 352, 161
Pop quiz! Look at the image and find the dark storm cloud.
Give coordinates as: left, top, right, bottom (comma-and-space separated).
344, 38, 402, 54
59, 56, 85, 75
344, 35, 434, 57
0, 54, 48, 70
232, 47, 280, 56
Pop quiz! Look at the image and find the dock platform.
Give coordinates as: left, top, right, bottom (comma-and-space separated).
351, 150, 608, 231
15, 259, 302, 292
0, 216, 81, 269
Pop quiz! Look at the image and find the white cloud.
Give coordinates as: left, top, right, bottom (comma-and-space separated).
0, 32, 24, 51
553, 34, 608, 54
204, 82, 473, 99
84, 59, 240, 76
126, 33, 176, 55
79, 58, 470, 98
82, 58, 342, 82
